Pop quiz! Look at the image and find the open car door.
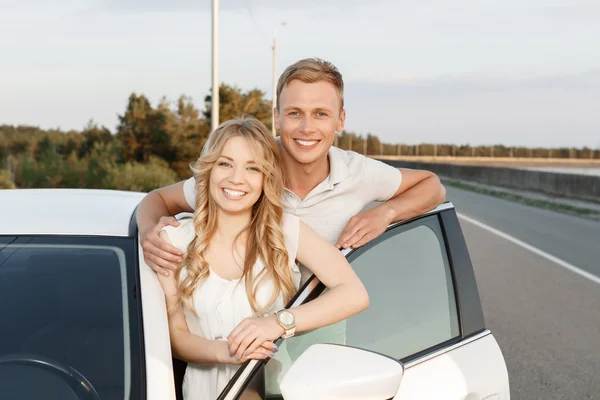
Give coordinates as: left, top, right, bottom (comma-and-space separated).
217, 202, 510, 400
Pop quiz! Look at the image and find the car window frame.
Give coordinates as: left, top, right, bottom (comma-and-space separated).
341, 211, 460, 361
218, 201, 487, 400
0, 233, 146, 400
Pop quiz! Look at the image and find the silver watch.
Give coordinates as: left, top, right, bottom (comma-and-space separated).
275, 309, 296, 338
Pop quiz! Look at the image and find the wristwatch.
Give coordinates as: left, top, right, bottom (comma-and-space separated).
275, 309, 296, 338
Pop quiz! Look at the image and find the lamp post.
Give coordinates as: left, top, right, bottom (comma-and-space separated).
211, 0, 219, 133
272, 22, 287, 136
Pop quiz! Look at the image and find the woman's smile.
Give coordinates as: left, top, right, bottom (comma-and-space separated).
222, 188, 247, 199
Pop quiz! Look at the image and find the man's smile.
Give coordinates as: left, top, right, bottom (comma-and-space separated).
294, 139, 320, 149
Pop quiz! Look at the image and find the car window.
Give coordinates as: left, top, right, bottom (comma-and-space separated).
342, 218, 459, 357
0, 237, 140, 400
230, 214, 460, 399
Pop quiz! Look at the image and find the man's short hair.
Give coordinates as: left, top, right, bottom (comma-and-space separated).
276, 58, 344, 110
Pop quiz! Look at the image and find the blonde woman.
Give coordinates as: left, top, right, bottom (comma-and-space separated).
157, 117, 369, 400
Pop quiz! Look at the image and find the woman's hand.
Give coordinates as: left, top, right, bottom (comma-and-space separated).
224, 339, 279, 364
227, 316, 285, 361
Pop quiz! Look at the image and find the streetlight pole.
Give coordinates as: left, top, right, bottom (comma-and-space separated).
272, 22, 286, 137
211, 0, 219, 133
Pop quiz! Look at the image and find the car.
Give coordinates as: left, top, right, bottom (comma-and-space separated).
0, 188, 510, 400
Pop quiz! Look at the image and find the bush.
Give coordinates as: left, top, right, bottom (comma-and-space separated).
0, 169, 16, 189
17, 148, 89, 188
104, 156, 179, 193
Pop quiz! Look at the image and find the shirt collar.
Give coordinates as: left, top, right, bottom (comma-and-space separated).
327, 146, 351, 187
276, 136, 350, 191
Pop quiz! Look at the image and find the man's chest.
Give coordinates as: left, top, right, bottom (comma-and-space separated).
282, 192, 377, 244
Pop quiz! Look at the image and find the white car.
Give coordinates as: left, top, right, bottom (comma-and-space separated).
0, 189, 510, 400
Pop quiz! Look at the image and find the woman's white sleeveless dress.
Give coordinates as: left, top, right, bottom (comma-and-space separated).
161, 213, 301, 400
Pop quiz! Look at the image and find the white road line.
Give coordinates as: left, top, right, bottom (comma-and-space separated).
457, 212, 600, 286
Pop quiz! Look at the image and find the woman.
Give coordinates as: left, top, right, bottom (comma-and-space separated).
157, 117, 369, 400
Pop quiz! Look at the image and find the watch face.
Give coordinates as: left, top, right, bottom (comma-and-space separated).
279, 311, 294, 326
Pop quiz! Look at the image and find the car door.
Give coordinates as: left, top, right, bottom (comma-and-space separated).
218, 202, 510, 400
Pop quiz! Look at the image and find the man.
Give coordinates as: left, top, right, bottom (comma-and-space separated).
137, 58, 446, 278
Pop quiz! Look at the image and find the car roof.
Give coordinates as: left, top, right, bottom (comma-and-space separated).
0, 189, 146, 237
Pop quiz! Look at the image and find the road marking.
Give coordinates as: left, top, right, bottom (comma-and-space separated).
457, 213, 600, 286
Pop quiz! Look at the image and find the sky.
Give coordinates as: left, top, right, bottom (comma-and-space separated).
1, 0, 599, 147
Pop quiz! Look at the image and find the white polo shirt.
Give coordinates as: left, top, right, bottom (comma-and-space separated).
183, 146, 402, 245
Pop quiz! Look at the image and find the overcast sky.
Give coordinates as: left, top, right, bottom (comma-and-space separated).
1, 0, 599, 147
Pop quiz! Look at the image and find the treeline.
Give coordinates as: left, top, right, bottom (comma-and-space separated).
1, 84, 271, 190
335, 134, 598, 159
1, 84, 598, 190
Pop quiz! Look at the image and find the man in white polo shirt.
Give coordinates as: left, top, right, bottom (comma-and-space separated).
136, 58, 446, 278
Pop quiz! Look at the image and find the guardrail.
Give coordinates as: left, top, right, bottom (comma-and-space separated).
378, 159, 600, 205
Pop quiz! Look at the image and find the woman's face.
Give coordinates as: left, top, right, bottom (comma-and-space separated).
209, 136, 265, 216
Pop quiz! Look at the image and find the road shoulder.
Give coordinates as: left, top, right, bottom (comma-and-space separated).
441, 177, 600, 220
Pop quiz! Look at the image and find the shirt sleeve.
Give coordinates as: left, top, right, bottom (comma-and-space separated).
182, 177, 196, 209
281, 213, 300, 263
281, 213, 302, 290
361, 156, 403, 202
160, 218, 195, 253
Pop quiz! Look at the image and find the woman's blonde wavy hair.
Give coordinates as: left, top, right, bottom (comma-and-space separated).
174, 116, 296, 316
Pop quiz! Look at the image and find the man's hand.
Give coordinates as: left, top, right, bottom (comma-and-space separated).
336, 205, 394, 250
141, 216, 184, 276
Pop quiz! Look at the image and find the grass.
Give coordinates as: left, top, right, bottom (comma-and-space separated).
443, 179, 600, 220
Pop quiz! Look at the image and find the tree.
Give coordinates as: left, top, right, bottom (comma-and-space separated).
204, 84, 272, 131
168, 96, 210, 179
366, 133, 381, 155
78, 120, 114, 159
56, 131, 82, 157
0, 169, 15, 189
116, 93, 174, 163
19, 143, 88, 188
104, 156, 179, 193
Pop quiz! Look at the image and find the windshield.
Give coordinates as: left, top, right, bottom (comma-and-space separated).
0, 236, 142, 400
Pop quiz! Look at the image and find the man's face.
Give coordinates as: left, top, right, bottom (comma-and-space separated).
275, 80, 345, 166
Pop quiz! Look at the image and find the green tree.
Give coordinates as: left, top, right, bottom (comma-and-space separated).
34, 136, 54, 161
18, 143, 88, 189
78, 121, 114, 159
116, 93, 174, 163
204, 84, 272, 131
0, 169, 16, 189
56, 131, 82, 157
337, 130, 365, 154
84, 141, 122, 189
167, 96, 210, 179
104, 156, 179, 193
366, 134, 381, 155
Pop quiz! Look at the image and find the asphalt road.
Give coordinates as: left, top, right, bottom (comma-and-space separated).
446, 186, 600, 400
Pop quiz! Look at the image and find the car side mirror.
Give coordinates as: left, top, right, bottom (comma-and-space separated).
279, 343, 404, 399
